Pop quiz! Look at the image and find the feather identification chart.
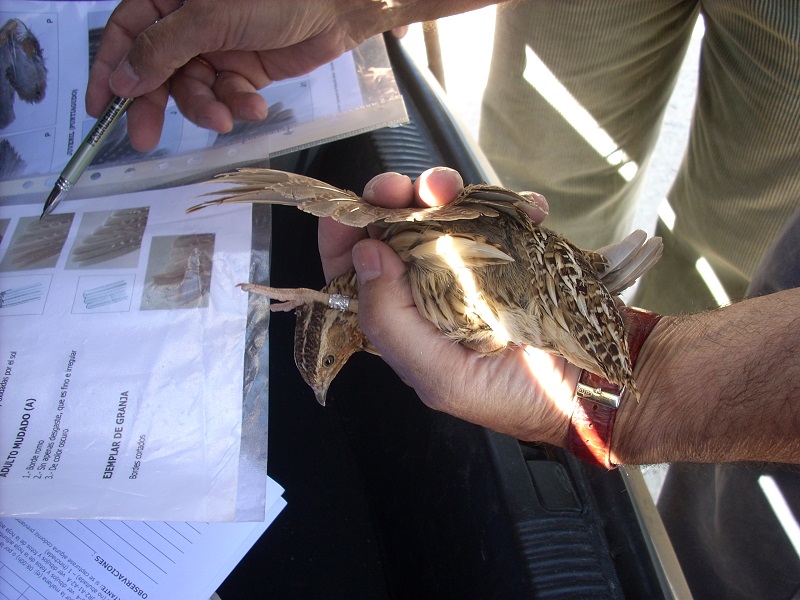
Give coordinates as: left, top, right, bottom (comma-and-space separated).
0, 185, 268, 522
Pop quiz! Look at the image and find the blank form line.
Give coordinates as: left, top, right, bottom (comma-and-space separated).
98, 522, 169, 576
76, 521, 159, 585
164, 522, 193, 544
186, 522, 205, 535
55, 521, 96, 554
121, 522, 177, 565
143, 522, 184, 554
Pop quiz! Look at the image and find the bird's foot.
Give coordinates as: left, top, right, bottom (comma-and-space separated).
238, 283, 358, 313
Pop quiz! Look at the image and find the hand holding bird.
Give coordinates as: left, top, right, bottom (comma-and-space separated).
192, 168, 661, 440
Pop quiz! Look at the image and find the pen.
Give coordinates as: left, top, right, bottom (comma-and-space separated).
41, 96, 134, 219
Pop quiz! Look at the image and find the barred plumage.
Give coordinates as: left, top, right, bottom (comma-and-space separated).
197, 169, 662, 405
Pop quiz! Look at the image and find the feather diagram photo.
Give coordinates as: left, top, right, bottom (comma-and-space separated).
0, 138, 25, 178
0, 212, 74, 271
212, 100, 297, 144
140, 233, 215, 310
66, 206, 149, 269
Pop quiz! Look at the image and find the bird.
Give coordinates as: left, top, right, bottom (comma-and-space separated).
190, 169, 663, 405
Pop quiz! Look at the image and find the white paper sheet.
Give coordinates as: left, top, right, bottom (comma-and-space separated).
0, 478, 285, 600
0, 184, 265, 522
0, 1, 408, 201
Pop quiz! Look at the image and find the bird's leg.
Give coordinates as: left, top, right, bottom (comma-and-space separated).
238, 283, 359, 313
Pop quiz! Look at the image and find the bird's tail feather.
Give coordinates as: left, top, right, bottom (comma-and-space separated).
596, 230, 663, 295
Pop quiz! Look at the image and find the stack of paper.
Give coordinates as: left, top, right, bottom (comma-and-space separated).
0, 186, 283, 598
0, 482, 286, 600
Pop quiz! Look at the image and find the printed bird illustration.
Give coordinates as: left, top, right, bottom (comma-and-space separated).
191, 169, 662, 405
0, 18, 48, 129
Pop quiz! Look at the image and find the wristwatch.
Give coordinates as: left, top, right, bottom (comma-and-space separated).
568, 307, 661, 469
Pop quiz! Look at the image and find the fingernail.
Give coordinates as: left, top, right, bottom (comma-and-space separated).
362, 172, 401, 201
110, 59, 140, 96
352, 241, 382, 282
417, 167, 462, 206
196, 114, 216, 130
241, 104, 268, 121
519, 191, 549, 215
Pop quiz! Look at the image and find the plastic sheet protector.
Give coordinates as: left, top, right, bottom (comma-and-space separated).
0, 1, 408, 202
0, 184, 267, 522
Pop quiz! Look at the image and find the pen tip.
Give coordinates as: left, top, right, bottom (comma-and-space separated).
41, 183, 66, 219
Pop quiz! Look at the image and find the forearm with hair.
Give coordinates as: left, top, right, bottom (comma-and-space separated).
611, 288, 800, 465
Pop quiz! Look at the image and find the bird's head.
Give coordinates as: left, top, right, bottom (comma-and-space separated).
293, 301, 368, 406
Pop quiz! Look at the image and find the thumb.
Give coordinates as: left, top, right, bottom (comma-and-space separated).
352, 238, 415, 324
352, 240, 447, 379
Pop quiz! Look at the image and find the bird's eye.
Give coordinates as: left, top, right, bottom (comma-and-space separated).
322, 355, 335, 368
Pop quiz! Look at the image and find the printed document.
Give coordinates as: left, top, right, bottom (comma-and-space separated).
0, 184, 267, 522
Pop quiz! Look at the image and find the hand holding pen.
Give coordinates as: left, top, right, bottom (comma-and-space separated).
50, 0, 421, 216
84, 0, 413, 152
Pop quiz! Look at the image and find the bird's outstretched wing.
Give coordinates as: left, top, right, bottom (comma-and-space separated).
189, 169, 501, 227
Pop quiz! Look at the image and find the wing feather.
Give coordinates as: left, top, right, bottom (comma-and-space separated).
188, 168, 502, 225
390, 229, 514, 268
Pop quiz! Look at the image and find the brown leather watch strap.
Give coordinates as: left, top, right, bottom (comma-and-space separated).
568, 307, 662, 469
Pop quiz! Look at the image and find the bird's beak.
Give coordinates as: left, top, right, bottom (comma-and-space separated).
313, 385, 328, 407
